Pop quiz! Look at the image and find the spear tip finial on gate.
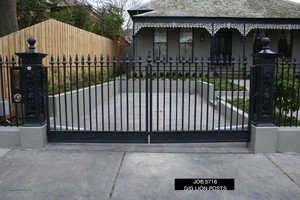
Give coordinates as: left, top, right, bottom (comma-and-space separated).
194, 57, 198, 63
147, 50, 152, 63
169, 56, 173, 63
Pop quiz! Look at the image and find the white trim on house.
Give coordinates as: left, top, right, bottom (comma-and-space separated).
134, 22, 300, 36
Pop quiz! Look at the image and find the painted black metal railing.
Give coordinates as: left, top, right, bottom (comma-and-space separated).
2, 52, 299, 140
46, 53, 251, 142
0, 55, 24, 126
273, 58, 300, 127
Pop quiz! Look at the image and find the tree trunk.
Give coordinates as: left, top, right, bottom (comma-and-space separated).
0, 0, 18, 37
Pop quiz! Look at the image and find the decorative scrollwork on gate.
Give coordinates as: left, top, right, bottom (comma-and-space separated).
26, 71, 36, 117
262, 71, 272, 116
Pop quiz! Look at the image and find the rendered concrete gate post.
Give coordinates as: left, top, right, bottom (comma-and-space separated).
15, 37, 48, 148
250, 37, 279, 153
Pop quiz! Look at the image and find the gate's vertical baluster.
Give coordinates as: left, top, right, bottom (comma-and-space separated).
163, 57, 166, 131
194, 57, 198, 131
284, 59, 290, 124
242, 57, 248, 130
94, 55, 98, 131
7, 56, 15, 126
69, 56, 74, 130
181, 57, 185, 131
106, 56, 110, 131
62, 55, 68, 130
119, 59, 123, 131
176, 57, 179, 131
156, 57, 160, 131
206, 57, 211, 131
288, 59, 294, 126
146, 53, 149, 134
100, 55, 105, 131
278, 60, 284, 126
0, 56, 5, 126
224, 56, 230, 130
4, 57, 12, 125
218, 55, 223, 130
188, 57, 191, 131
230, 58, 235, 130
292, 59, 299, 126
149, 52, 153, 135
200, 57, 205, 130
56, 56, 62, 130
236, 57, 241, 130
81, 56, 86, 131
113, 56, 117, 131
132, 58, 136, 131
75, 55, 80, 130
295, 59, 300, 126
11, 56, 19, 126
126, 56, 130, 131
87, 55, 92, 130
138, 56, 142, 131
169, 56, 173, 131
212, 55, 217, 130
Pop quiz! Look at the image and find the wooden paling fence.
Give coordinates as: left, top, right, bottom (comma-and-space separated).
0, 19, 131, 123
0, 19, 131, 65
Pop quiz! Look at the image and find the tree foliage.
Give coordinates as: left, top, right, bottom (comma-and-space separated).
51, 5, 94, 32
94, 4, 123, 40
3, 0, 140, 41
274, 58, 300, 113
17, 0, 94, 31
17, 0, 50, 29
94, 0, 141, 40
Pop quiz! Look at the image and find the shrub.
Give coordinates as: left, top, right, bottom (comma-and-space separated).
274, 59, 300, 114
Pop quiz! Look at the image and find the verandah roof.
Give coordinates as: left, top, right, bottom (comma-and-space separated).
130, 0, 300, 18
129, 0, 300, 36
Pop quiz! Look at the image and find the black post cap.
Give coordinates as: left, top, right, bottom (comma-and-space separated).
259, 37, 275, 54
27, 37, 36, 51
262, 37, 270, 51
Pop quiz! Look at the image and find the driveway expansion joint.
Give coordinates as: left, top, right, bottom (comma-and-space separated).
264, 154, 300, 188
109, 152, 126, 200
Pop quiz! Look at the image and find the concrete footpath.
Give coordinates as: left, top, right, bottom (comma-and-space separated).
0, 143, 299, 200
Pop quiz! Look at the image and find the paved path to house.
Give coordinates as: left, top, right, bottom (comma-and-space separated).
0, 144, 299, 200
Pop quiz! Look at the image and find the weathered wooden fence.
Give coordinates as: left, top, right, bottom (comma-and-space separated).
0, 19, 131, 65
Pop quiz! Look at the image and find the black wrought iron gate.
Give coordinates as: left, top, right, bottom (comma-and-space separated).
47, 54, 250, 143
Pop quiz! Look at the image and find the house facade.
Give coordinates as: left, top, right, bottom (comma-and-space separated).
128, 0, 300, 64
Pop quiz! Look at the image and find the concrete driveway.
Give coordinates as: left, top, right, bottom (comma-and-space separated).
0, 144, 299, 200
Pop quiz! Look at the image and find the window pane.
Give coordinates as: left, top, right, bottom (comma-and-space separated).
180, 28, 193, 59
154, 43, 167, 59
180, 43, 192, 59
154, 28, 167, 43
180, 28, 193, 43
180, 44, 186, 59
186, 43, 193, 59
